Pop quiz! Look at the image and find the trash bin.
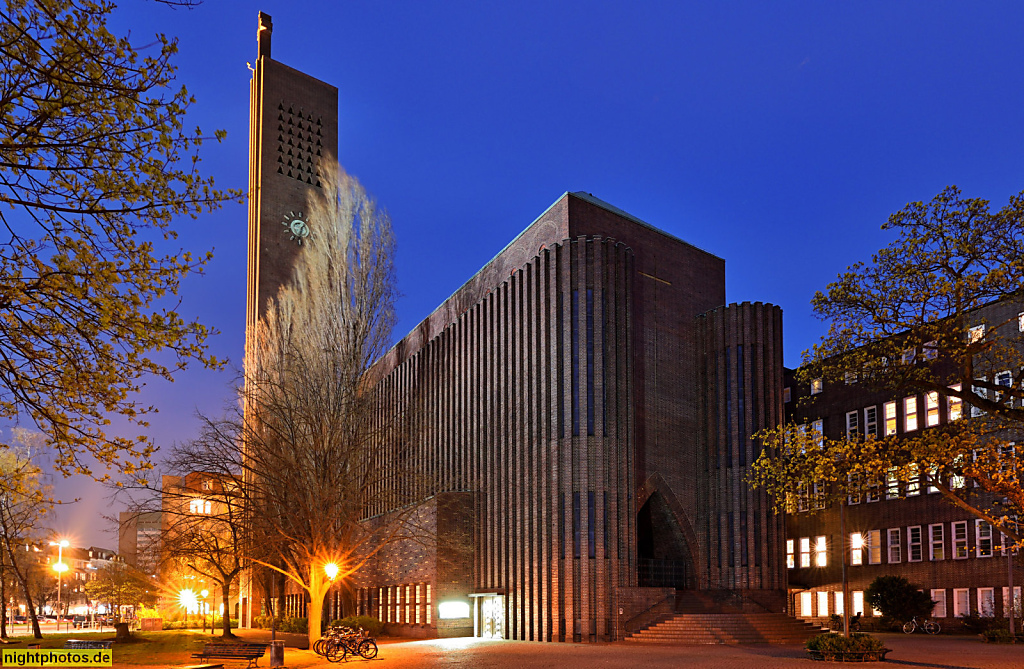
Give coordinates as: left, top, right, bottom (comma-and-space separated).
269, 640, 285, 667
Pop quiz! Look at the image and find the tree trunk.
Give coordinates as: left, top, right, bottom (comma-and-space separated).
4, 543, 40, 639
0, 550, 7, 639
306, 568, 329, 651
221, 580, 234, 638
113, 622, 131, 641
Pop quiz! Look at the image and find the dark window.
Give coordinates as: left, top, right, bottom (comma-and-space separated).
571, 290, 580, 437
587, 491, 596, 558
725, 348, 732, 468
603, 492, 610, 556
559, 493, 565, 558
753, 513, 762, 567
728, 512, 735, 566
586, 288, 595, 436
738, 345, 745, 467
572, 492, 581, 558
740, 512, 749, 567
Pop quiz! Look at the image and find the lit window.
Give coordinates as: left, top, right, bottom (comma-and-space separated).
932, 590, 947, 618
815, 536, 827, 567
925, 392, 939, 427
846, 411, 859, 437
867, 529, 881, 564
887, 528, 901, 563
977, 520, 993, 557
884, 402, 897, 436
904, 396, 918, 432
995, 370, 1012, 403
800, 537, 811, 568
850, 533, 864, 566
908, 526, 923, 562
948, 384, 963, 421
800, 592, 813, 617
189, 499, 211, 514
852, 591, 865, 616
968, 324, 985, 344
906, 464, 920, 496
786, 539, 795, 569
929, 524, 945, 561
971, 377, 987, 417
886, 467, 899, 499
817, 591, 829, 616
811, 378, 823, 395
953, 521, 968, 559
834, 592, 844, 615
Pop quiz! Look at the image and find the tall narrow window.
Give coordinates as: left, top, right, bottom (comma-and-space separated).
971, 377, 987, 417
886, 467, 899, 499
812, 419, 824, 449
929, 523, 945, 560
811, 378, 823, 395
725, 349, 733, 468
737, 345, 746, 467
884, 401, 897, 436
559, 494, 565, 558
904, 396, 918, 432
1019, 312, 1024, 332
953, 589, 970, 617
995, 370, 1012, 404
906, 464, 920, 496
800, 537, 811, 568
846, 411, 860, 437
728, 513, 736, 566
953, 521, 968, 559
786, 539, 795, 569
932, 590, 947, 618
1003, 587, 1022, 617
850, 533, 864, 566
977, 520, 993, 557
587, 491, 596, 559
815, 535, 827, 567
852, 591, 865, 616
908, 526, 923, 562
847, 474, 861, 505
866, 479, 880, 503
571, 290, 580, 436
926, 392, 940, 427
585, 289, 594, 436
864, 406, 878, 438
968, 324, 986, 343
572, 493, 581, 558
887, 528, 902, 563
867, 530, 881, 564
978, 588, 995, 617
740, 512, 749, 567
948, 384, 963, 421
817, 591, 829, 616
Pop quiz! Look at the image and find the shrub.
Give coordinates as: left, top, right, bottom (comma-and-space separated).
865, 575, 934, 622
807, 633, 885, 653
330, 615, 384, 637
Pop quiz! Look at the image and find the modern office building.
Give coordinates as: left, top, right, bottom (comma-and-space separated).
240, 13, 790, 642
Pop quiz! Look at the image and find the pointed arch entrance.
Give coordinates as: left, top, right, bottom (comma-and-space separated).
636, 474, 698, 589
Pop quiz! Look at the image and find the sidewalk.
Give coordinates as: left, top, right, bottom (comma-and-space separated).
228, 630, 1023, 669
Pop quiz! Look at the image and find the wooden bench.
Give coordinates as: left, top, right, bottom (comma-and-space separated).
191, 643, 268, 669
64, 640, 114, 650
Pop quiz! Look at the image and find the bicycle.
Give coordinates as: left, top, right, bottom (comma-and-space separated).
320, 626, 379, 662
828, 614, 860, 632
902, 616, 940, 634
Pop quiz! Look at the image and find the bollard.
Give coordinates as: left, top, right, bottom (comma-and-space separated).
269, 640, 285, 667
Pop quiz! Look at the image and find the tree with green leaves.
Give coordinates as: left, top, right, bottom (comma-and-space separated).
0, 0, 239, 479
751, 186, 1024, 544
865, 575, 934, 624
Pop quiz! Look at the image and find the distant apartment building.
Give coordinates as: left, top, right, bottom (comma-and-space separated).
118, 510, 162, 576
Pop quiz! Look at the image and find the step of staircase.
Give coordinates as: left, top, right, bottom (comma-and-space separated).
625, 613, 820, 645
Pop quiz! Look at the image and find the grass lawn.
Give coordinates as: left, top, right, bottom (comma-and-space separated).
4, 630, 212, 665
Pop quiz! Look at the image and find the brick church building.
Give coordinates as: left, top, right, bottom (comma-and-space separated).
239, 13, 790, 642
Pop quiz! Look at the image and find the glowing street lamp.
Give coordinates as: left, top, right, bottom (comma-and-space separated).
49, 540, 69, 624
179, 588, 198, 625
324, 562, 339, 581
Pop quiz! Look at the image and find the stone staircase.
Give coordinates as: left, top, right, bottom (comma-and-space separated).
624, 613, 820, 644
624, 591, 818, 644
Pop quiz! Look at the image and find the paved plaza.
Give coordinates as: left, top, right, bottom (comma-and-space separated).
233, 630, 1024, 669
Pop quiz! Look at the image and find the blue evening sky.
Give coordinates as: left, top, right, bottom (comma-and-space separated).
57, 1, 1024, 547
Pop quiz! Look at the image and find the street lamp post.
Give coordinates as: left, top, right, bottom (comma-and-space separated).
49, 540, 69, 628
201, 590, 209, 633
